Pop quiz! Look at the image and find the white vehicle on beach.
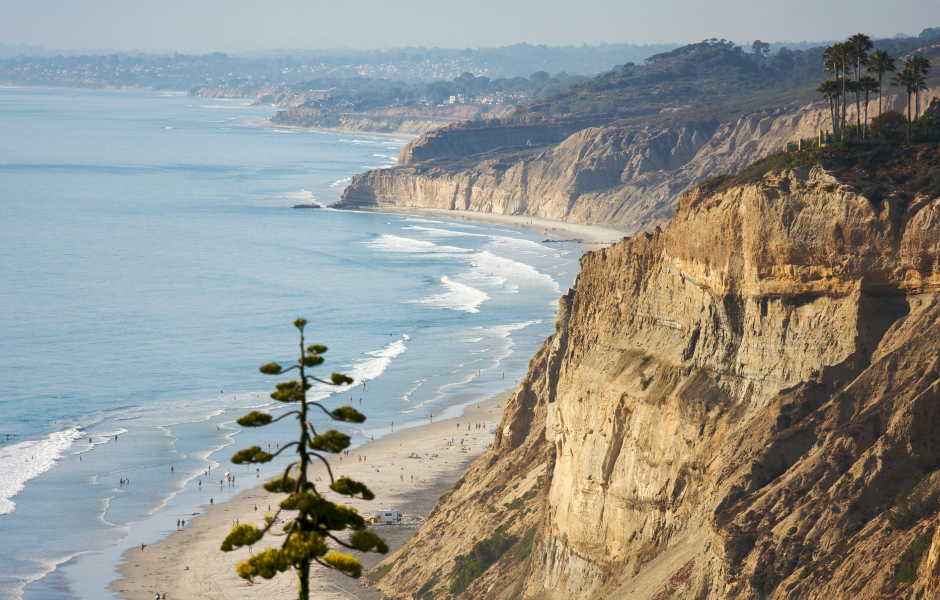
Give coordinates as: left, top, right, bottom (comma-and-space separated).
372, 509, 402, 524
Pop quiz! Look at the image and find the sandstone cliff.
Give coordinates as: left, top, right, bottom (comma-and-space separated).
367, 146, 940, 600
334, 89, 940, 232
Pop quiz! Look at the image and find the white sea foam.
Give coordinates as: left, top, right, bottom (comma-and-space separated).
402, 225, 488, 238
349, 339, 408, 382
466, 250, 559, 294
0, 428, 83, 514
403, 218, 451, 225
330, 177, 351, 188
409, 276, 489, 313
278, 189, 323, 207
368, 234, 472, 256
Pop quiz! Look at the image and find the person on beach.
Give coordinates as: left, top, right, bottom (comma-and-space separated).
177, 519, 180, 529
210, 498, 213, 505
181, 519, 185, 527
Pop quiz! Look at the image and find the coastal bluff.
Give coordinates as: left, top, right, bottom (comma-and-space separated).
332, 89, 939, 233
365, 153, 940, 599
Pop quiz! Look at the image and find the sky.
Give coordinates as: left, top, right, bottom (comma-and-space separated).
2, 0, 939, 54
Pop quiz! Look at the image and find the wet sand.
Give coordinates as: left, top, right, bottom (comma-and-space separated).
108, 391, 511, 600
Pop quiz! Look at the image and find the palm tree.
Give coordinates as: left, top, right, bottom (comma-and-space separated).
891, 67, 918, 142
817, 79, 842, 135
858, 74, 878, 138
834, 42, 853, 133
822, 45, 842, 129
848, 33, 873, 134
906, 55, 932, 118
866, 48, 896, 115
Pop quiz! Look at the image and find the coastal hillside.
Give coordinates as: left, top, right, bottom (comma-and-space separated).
366, 144, 940, 599
266, 105, 514, 136
334, 33, 940, 232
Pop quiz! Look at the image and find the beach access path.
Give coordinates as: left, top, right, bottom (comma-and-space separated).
108, 391, 511, 600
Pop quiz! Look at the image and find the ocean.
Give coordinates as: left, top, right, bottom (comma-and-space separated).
0, 87, 581, 599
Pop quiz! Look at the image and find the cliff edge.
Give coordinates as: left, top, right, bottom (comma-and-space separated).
332, 59, 938, 232
367, 145, 940, 600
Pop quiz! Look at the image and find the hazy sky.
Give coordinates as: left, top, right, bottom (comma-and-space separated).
3, 0, 939, 53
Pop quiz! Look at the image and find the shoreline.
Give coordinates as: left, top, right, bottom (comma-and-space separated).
256, 120, 420, 139
107, 390, 512, 600
355, 206, 632, 247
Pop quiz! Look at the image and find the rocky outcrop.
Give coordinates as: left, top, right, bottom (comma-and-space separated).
335, 89, 940, 232
367, 159, 940, 599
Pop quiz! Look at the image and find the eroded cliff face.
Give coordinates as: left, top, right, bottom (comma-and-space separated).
369, 162, 940, 600
335, 90, 940, 232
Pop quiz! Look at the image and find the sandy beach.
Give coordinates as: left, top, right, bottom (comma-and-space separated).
108, 390, 512, 600
368, 206, 632, 246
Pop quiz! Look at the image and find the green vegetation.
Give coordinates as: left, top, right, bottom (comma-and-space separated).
697, 142, 940, 203
816, 33, 934, 143
503, 485, 540, 510
366, 561, 395, 583
640, 376, 654, 391
889, 483, 936, 531
416, 569, 442, 600
895, 526, 936, 583
449, 532, 517, 595
220, 319, 387, 600
511, 526, 540, 562
518, 30, 940, 123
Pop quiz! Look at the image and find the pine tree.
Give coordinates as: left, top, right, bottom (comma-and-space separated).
220, 318, 387, 599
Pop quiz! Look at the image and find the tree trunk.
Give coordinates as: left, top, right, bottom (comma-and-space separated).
856, 59, 862, 135
863, 90, 869, 139
841, 64, 847, 133
299, 559, 310, 600
878, 78, 883, 116
907, 93, 912, 143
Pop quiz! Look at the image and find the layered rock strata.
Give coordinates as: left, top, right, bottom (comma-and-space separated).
368, 161, 940, 599
335, 89, 940, 232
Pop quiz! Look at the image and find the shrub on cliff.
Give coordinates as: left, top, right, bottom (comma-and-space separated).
449, 531, 517, 595
870, 110, 907, 141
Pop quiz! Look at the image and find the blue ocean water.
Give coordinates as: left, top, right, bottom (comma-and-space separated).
0, 88, 580, 599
